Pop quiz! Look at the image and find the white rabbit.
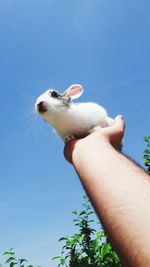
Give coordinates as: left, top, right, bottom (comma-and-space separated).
35, 84, 114, 142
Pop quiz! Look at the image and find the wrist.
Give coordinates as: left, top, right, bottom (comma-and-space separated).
64, 115, 125, 164
71, 133, 113, 167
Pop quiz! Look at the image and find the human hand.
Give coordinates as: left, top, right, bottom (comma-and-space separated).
64, 115, 125, 163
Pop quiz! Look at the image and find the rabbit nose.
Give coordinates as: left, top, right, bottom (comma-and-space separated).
37, 101, 47, 113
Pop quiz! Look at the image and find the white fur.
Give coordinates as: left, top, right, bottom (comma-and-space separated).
35, 85, 114, 142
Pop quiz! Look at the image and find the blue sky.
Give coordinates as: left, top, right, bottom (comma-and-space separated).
0, 0, 150, 266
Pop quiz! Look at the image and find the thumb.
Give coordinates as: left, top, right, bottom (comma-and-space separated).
112, 115, 125, 134
105, 115, 125, 148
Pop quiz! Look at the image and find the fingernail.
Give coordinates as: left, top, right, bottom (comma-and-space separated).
116, 115, 124, 120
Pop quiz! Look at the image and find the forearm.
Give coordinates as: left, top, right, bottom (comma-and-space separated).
71, 138, 150, 267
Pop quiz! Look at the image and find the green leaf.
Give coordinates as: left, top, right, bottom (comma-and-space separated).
71, 233, 81, 239
92, 239, 99, 252
111, 251, 120, 264
88, 219, 94, 223
3, 252, 14, 256
51, 256, 61, 261
58, 236, 68, 242
144, 155, 150, 160
144, 149, 150, 154
101, 243, 111, 256
144, 160, 150, 164
5, 257, 16, 264
79, 211, 86, 216
79, 234, 85, 243
72, 210, 78, 215
60, 258, 65, 265
144, 136, 150, 142
10, 262, 17, 267
87, 211, 94, 215
96, 230, 105, 240
19, 259, 28, 264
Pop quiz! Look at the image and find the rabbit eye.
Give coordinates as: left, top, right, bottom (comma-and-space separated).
51, 91, 58, 98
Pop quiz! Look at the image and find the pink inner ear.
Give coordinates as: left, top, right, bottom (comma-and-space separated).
69, 86, 81, 97
67, 85, 83, 99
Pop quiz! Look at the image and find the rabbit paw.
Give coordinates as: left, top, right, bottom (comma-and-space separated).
89, 126, 101, 133
65, 134, 76, 142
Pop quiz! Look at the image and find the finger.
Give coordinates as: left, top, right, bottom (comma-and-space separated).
113, 115, 125, 137
107, 115, 125, 137
107, 115, 125, 149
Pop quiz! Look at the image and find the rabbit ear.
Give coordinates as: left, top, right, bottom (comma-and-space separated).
66, 84, 84, 100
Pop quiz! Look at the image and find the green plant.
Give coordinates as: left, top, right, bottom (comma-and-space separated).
1, 248, 33, 267
144, 136, 150, 175
52, 196, 122, 267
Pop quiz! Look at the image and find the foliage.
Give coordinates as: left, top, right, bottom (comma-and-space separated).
0, 249, 33, 267
143, 136, 150, 175
52, 196, 122, 267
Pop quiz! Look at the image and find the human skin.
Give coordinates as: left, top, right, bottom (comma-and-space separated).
64, 115, 150, 267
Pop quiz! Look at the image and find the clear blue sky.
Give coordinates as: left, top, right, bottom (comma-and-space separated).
0, 1, 150, 266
